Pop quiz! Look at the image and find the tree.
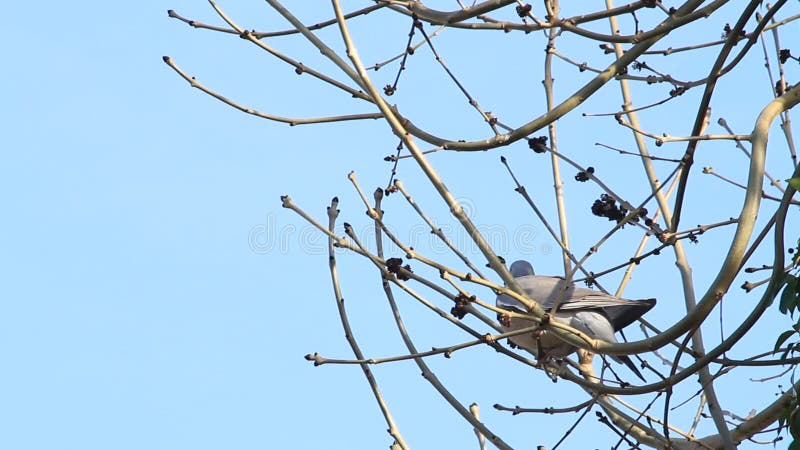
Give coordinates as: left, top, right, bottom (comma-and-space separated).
165, 1, 800, 449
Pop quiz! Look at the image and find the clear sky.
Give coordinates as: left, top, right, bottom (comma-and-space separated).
2, 2, 799, 449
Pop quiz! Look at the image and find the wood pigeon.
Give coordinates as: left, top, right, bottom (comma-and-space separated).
496, 260, 656, 381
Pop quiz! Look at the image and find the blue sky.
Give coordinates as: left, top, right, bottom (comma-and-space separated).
3, 2, 800, 449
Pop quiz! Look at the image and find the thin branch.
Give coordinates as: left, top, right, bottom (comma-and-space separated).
594, 143, 681, 162
671, 0, 787, 232
207, 0, 373, 101
392, 180, 487, 278
494, 398, 596, 415
323, 196, 410, 449
305, 324, 544, 366
643, 12, 800, 55
167, 4, 386, 38
413, 18, 501, 134
702, 166, 800, 205
717, 117, 786, 192
163, 56, 381, 125
418, 1, 731, 151
470, 403, 487, 450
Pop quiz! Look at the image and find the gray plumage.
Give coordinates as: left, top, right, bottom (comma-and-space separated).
496, 260, 655, 381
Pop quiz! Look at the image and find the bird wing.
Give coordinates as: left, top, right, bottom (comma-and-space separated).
498, 273, 656, 331
603, 298, 656, 331
496, 260, 652, 381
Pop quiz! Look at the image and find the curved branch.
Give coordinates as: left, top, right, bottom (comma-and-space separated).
423, 0, 730, 151
382, 0, 516, 24
670, 0, 787, 231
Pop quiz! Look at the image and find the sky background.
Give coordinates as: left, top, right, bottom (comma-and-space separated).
2, 2, 800, 449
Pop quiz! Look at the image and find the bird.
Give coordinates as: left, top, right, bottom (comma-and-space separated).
495, 260, 656, 381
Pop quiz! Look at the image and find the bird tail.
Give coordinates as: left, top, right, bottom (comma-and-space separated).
612, 355, 646, 382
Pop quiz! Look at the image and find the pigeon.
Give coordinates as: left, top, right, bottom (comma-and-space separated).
496, 260, 656, 381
